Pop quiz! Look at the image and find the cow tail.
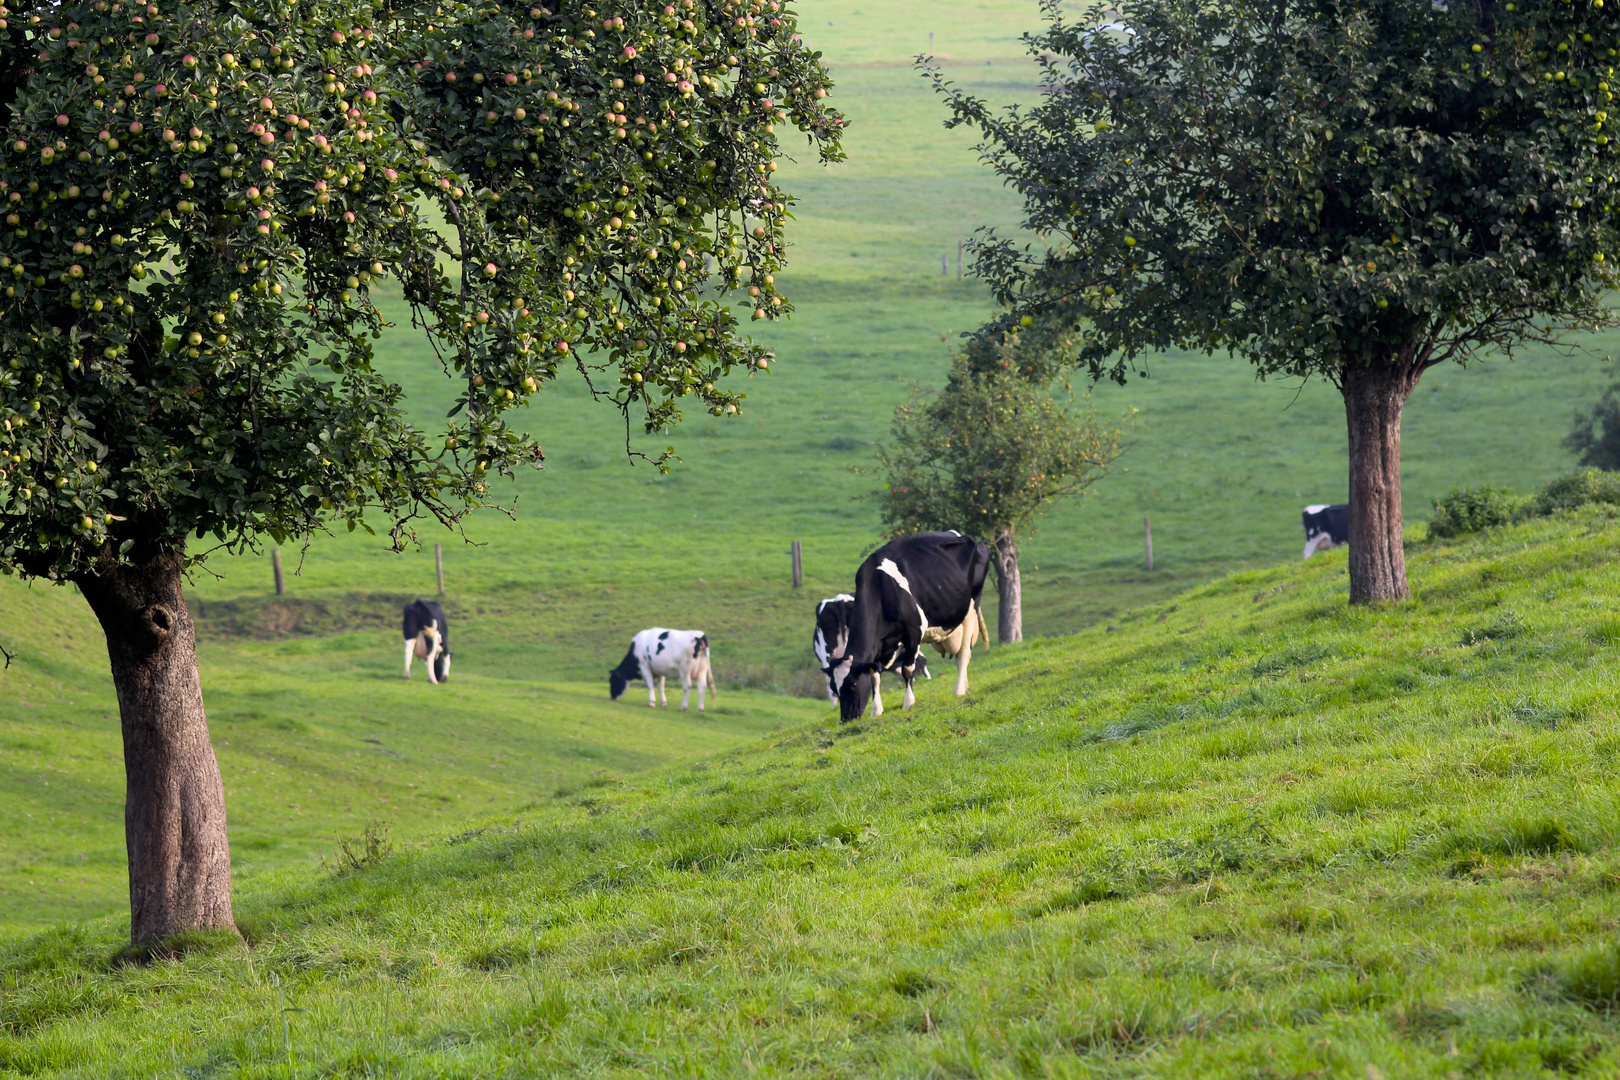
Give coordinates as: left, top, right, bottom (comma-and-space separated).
975, 601, 989, 648
697, 635, 718, 693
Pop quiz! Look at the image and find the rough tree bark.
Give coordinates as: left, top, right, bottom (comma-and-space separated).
992, 529, 1022, 644
73, 543, 237, 944
1341, 358, 1423, 605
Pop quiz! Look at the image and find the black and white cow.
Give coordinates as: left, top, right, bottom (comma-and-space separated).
1302, 503, 1350, 559
609, 628, 716, 712
813, 593, 929, 703
402, 599, 450, 683
831, 531, 991, 722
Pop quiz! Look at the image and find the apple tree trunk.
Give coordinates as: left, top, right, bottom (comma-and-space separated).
992, 529, 1022, 644
1341, 359, 1422, 605
74, 544, 236, 944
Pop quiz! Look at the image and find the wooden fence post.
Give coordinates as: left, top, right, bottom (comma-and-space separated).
271, 548, 284, 596
941, 253, 948, 276
1144, 516, 1154, 572
791, 540, 803, 589
435, 542, 445, 596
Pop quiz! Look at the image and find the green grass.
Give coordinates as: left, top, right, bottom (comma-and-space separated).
0, 579, 826, 931
9, 512, 1620, 1076
7, 0, 1620, 1066
2, 0, 1618, 938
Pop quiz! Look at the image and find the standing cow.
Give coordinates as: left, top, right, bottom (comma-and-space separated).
814, 593, 930, 703
609, 628, 717, 712
402, 599, 450, 683
830, 531, 991, 722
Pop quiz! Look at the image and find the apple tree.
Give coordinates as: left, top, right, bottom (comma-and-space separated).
0, 0, 841, 944
933, 0, 1620, 602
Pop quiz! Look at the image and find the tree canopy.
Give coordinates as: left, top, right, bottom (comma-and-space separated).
931, 0, 1620, 601
0, 0, 844, 577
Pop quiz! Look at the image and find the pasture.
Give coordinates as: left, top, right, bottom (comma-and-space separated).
4, 0, 1620, 1070
1, 0, 1615, 933
7, 513, 1620, 1075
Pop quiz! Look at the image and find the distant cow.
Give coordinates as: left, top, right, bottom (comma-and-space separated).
813, 593, 929, 704
831, 531, 991, 722
1302, 503, 1350, 559
610, 628, 716, 712
402, 600, 450, 683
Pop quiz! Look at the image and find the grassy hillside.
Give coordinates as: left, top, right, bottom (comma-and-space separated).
0, 579, 826, 932
7, 512, 1620, 1077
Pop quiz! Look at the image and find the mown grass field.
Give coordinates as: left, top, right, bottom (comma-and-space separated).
2, 0, 1620, 999
8, 512, 1620, 1076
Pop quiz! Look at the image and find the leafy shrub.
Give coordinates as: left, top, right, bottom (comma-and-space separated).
1427, 469, 1620, 539
1428, 485, 1530, 538
1532, 468, 1620, 515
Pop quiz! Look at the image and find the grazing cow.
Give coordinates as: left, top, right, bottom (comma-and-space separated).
831, 531, 991, 722
1302, 503, 1350, 559
609, 628, 717, 712
814, 594, 929, 704
402, 600, 450, 683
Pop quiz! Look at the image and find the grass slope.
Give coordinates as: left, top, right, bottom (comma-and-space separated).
8, 513, 1620, 1077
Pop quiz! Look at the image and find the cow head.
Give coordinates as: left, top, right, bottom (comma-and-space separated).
608, 641, 641, 700
433, 651, 451, 683
838, 665, 874, 722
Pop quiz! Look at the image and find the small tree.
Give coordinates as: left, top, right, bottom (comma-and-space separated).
876, 334, 1130, 643
933, 0, 1620, 603
0, 0, 840, 943
1565, 371, 1620, 470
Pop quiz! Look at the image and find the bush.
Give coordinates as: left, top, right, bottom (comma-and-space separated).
1428, 485, 1530, 538
1532, 468, 1620, 515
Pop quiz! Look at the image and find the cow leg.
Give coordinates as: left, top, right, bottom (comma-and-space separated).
697, 670, 706, 712
658, 675, 668, 706
680, 671, 692, 712
902, 675, 916, 709
870, 671, 883, 718
645, 670, 657, 707
955, 634, 973, 696
402, 639, 414, 679
426, 641, 440, 685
